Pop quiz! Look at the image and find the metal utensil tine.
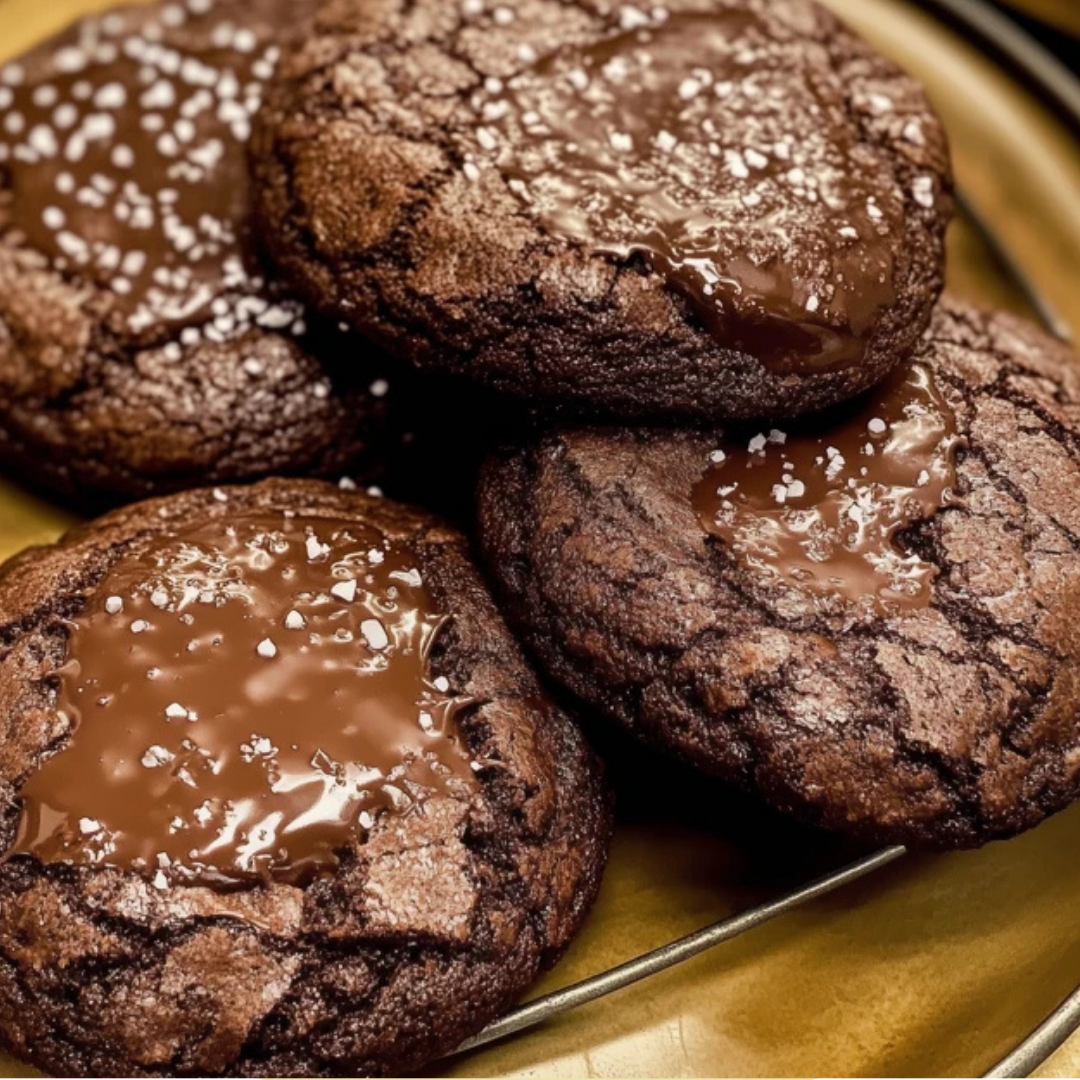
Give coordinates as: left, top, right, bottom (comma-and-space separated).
452, 845, 906, 1056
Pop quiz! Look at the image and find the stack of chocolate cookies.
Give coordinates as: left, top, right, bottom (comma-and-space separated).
0, 0, 1079, 1075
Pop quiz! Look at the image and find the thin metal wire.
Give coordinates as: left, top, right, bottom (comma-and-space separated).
454, 846, 906, 1055
985, 987, 1080, 1079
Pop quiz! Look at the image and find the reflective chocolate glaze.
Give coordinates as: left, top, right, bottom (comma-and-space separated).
694, 363, 961, 611
474, 9, 908, 372
7, 512, 476, 888
0, 0, 309, 342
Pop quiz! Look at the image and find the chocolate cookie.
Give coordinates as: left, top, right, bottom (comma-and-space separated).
252, 0, 951, 421
0, 480, 610, 1076
478, 299, 1080, 849
0, 0, 403, 508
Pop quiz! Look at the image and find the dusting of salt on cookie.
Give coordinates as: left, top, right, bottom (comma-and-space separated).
0, 0, 311, 346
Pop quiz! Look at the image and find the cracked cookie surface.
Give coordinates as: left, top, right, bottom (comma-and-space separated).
0, 0, 403, 508
478, 300, 1080, 849
0, 480, 610, 1076
252, 0, 951, 421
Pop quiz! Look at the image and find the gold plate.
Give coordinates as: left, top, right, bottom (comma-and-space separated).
2, 0, 1080, 1076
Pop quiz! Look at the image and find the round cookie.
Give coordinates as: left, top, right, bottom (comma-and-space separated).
0, 480, 610, 1077
252, 0, 952, 421
478, 299, 1080, 849
0, 0, 403, 508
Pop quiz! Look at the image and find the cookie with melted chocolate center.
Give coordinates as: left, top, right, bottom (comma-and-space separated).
0, 480, 610, 1076
478, 300, 1080, 849
252, 0, 951, 421
0, 0, 404, 508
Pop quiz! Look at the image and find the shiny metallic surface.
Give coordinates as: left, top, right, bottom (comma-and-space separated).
985, 988, 1080, 1078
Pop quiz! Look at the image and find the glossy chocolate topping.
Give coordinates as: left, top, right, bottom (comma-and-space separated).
7, 512, 477, 888
472, 8, 924, 371
0, 0, 309, 343
694, 363, 961, 611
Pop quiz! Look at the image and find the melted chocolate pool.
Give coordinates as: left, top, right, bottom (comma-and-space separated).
7, 512, 477, 889
694, 363, 962, 612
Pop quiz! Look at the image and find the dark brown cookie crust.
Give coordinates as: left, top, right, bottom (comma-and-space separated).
0, 480, 611, 1077
251, 0, 952, 422
0, 1, 401, 509
478, 300, 1080, 849
0, 291, 403, 510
